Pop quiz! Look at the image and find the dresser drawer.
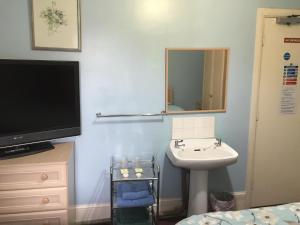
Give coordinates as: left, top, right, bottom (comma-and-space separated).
0, 187, 67, 214
0, 210, 68, 225
0, 165, 67, 191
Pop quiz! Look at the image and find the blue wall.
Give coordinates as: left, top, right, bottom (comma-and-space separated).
0, 0, 300, 205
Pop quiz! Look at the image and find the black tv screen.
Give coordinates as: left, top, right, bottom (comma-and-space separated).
0, 59, 81, 148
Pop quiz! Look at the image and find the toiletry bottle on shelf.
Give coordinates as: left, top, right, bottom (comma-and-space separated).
134, 157, 143, 178
120, 157, 129, 178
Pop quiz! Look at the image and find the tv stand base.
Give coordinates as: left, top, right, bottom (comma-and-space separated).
0, 142, 54, 160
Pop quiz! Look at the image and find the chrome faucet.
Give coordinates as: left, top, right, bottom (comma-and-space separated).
175, 139, 185, 148
215, 138, 222, 147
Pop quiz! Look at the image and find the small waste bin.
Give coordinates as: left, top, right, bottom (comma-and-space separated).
209, 192, 235, 212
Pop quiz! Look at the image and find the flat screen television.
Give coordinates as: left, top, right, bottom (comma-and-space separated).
0, 59, 81, 158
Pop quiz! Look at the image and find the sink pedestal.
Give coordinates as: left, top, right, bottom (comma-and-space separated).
188, 170, 208, 216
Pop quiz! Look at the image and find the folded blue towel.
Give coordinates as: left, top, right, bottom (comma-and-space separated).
117, 181, 149, 193
122, 190, 149, 200
117, 181, 150, 199
117, 195, 154, 208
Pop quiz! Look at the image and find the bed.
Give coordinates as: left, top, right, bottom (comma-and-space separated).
177, 203, 300, 225
168, 104, 185, 111
168, 87, 185, 111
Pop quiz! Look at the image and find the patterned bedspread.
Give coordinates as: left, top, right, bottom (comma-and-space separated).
177, 203, 300, 225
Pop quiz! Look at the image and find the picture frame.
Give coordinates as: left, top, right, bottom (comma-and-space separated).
31, 0, 81, 51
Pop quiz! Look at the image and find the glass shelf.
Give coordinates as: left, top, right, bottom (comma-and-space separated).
111, 158, 159, 182
112, 167, 159, 182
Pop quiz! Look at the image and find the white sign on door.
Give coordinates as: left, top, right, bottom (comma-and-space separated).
280, 87, 297, 114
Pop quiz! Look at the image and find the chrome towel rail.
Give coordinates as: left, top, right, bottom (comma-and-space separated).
96, 111, 166, 118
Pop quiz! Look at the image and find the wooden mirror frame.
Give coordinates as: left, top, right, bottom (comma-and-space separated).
165, 48, 229, 114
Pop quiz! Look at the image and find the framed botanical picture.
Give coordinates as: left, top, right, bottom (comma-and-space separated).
31, 0, 81, 51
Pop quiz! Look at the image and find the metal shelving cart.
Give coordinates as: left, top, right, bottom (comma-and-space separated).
110, 156, 160, 225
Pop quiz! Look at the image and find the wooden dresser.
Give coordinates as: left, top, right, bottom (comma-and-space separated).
0, 142, 75, 225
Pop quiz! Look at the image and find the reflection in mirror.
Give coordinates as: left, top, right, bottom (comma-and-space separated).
166, 48, 228, 113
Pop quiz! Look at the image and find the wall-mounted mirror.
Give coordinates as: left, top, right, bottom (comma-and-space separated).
165, 48, 229, 113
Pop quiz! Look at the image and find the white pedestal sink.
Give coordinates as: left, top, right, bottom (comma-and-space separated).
167, 138, 238, 216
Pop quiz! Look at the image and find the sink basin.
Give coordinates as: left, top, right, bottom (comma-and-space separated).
167, 138, 238, 216
167, 138, 238, 170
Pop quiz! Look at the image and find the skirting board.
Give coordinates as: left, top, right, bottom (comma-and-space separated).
75, 198, 182, 224
76, 192, 246, 223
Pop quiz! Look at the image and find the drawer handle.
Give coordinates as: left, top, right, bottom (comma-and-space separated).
41, 173, 48, 181
42, 197, 50, 204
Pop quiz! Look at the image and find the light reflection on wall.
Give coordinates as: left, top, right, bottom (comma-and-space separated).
137, 0, 171, 25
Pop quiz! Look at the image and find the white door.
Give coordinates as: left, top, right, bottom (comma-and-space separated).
202, 50, 226, 110
251, 13, 300, 207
